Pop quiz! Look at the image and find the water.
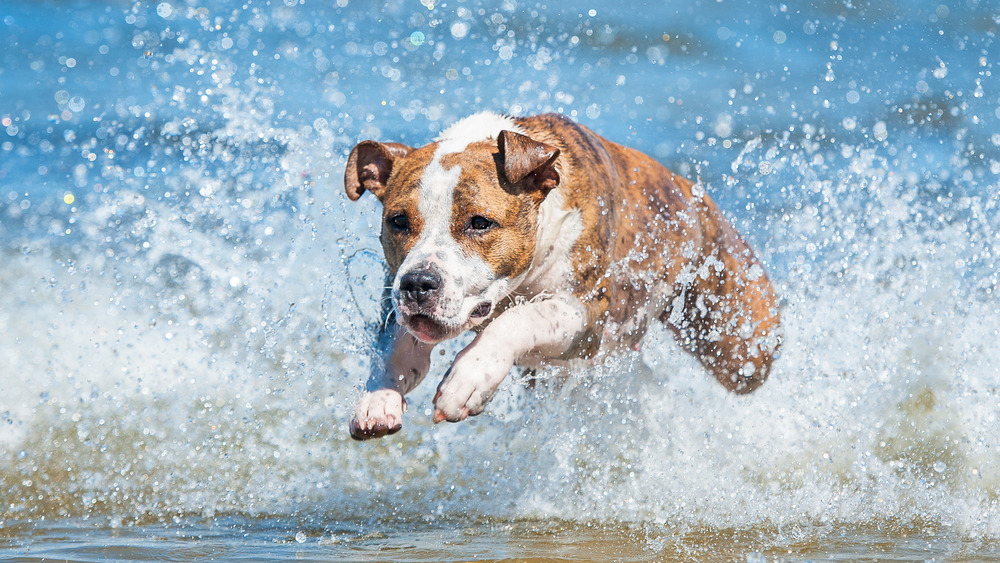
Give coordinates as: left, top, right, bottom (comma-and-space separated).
2, 0, 999, 560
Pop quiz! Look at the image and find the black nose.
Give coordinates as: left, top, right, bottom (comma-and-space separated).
399, 270, 441, 304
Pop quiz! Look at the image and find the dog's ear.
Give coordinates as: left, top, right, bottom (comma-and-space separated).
344, 141, 413, 201
497, 130, 560, 192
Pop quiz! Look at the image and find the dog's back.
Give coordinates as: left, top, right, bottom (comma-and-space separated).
513, 113, 781, 391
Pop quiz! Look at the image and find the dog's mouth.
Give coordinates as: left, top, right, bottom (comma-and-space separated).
402, 301, 493, 343
406, 314, 449, 343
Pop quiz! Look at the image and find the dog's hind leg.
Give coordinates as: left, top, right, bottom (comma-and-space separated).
662, 209, 782, 393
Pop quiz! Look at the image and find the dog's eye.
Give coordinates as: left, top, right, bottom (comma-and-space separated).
468, 215, 493, 231
388, 214, 410, 231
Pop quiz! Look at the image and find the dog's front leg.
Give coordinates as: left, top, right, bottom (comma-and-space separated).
432, 295, 586, 423
349, 324, 434, 440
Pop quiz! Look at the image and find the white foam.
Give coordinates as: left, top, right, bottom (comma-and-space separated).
3, 109, 999, 542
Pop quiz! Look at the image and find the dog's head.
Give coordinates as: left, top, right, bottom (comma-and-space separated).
344, 113, 560, 343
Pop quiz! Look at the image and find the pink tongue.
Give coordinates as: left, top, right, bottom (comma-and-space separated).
409, 315, 444, 340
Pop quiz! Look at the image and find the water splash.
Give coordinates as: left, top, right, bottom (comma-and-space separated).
1, 0, 998, 552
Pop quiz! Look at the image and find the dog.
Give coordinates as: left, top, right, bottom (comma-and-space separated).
344, 111, 781, 440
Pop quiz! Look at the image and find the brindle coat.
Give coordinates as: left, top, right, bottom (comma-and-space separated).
344, 112, 781, 439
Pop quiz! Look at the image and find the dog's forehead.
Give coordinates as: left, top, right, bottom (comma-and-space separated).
438, 141, 498, 179
386, 140, 504, 209
382, 145, 436, 201
385, 110, 521, 206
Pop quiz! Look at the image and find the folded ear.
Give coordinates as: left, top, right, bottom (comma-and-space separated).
497, 130, 560, 192
344, 141, 413, 201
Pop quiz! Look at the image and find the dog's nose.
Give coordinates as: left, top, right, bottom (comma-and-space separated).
399, 270, 441, 304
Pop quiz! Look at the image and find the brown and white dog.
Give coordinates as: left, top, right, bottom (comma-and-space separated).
344, 111, 781, 440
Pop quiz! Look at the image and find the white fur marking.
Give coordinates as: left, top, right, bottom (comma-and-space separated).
416, 111, 520, 242
435, 111, 523, 154
418, 112, 523, 237
415, 155, 460, 247
520, 188, 584, 295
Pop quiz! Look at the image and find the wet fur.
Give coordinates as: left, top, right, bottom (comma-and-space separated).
344, 112, 781, 439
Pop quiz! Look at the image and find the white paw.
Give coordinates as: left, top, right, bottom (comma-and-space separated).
432, 353, 510, 423
349, 389, 406, 440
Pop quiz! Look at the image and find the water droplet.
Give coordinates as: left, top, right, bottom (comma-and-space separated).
156, 2, 173, 18
824, 63, 835, 82
873, 121, 888, 141
294, 531, 307, 543
933, 461, 946, 473
932, 62, 947, 79
450, 21, 469, 40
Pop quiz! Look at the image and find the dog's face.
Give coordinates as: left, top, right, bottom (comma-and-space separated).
345, 126, 560, 343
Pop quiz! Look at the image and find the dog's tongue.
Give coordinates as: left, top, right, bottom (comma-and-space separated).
408, 315, 447, 342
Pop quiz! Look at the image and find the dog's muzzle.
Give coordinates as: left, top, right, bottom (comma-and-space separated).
393, 264, 496, 343
394, 266, 452, 342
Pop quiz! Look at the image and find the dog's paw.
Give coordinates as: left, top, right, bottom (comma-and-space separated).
431, 353, 510, 423
349, 389, 406, 440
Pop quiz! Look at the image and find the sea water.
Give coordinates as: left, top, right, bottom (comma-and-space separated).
1, 0, 999, 561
